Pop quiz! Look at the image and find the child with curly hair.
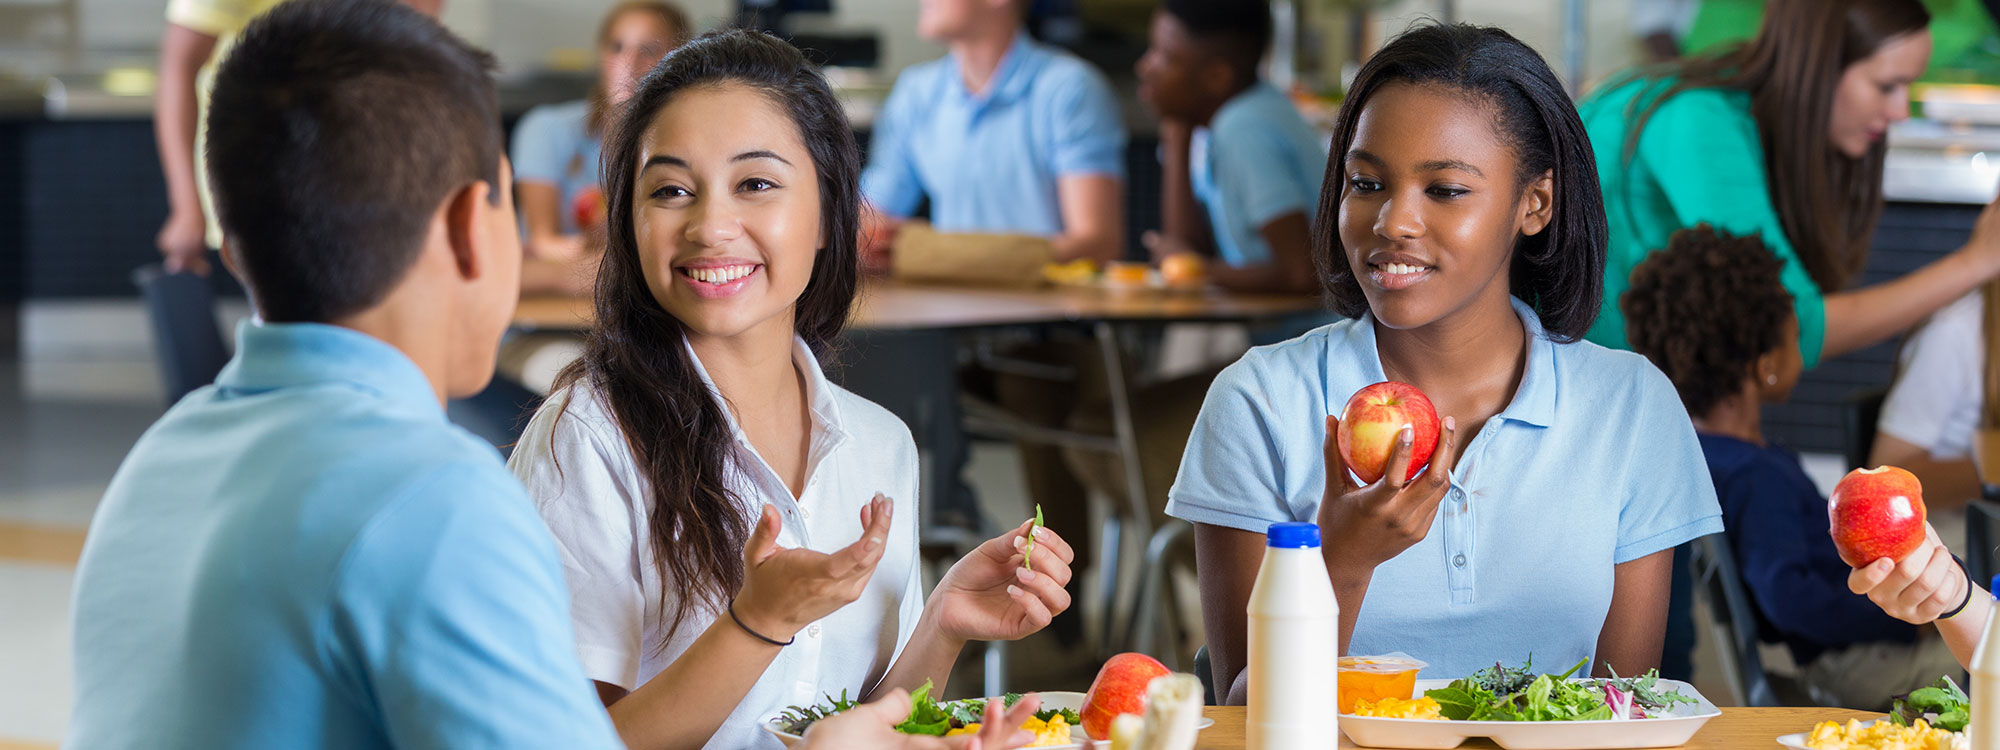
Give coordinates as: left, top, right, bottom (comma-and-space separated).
1624, 224, 1962, 709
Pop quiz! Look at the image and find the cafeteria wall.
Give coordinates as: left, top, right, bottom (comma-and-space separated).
1309, 0, 1645, 92
0, 0, 942, 80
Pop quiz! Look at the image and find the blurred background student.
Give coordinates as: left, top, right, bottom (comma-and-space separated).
511, 0, 690, 296
1134, 0, 1323, 298
1581, 0, 2000, 372
1624, 224, 1960, 710
860, 0, 1126, 266
153, 0, 442, 277
1871, 279, 1999, 511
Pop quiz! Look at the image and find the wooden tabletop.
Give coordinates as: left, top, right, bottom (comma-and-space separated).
511, 281, 1324, 333
1192, 706, 1878, 749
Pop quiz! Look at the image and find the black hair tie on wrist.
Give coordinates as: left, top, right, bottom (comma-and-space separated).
728, 602, 795, 647
1939, 554, 1977, 621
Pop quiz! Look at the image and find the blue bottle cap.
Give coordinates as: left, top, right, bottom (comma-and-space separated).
1267, 522, 1321, 549
1989, 574, 2000, 600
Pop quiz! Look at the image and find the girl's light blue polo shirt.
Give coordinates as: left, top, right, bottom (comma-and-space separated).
1167, 298, 1722, 679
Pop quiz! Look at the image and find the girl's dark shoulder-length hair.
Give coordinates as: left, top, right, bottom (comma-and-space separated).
1314, 22, 1608, 342
549, 28, 862, 648
1617, 0, 1929, 292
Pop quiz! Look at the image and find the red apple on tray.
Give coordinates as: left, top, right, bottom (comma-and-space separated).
1335, 381, 1441, 485
1081, 652, 1171, 739
1828, 465, 1927, 567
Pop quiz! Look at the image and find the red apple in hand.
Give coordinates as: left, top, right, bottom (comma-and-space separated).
1829, 466, 1927, 567
1335, 381, 1441, 484
570, 186, 606, 230
1080, 652, 1171, 738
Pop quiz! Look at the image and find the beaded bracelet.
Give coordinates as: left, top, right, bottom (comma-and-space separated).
728, 602, 796, 646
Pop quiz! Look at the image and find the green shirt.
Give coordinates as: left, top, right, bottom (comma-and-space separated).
1577, 76, 1829, 368
1682, 0, 1995, 77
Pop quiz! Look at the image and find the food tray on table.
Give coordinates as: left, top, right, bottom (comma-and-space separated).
764, 690, 1215, 749
1340, 678, 1721, 750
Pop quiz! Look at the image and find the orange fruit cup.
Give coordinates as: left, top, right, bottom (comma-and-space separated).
1338, 655, 1428, 715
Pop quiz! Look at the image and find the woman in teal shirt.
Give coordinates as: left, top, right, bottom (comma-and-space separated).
1581, 0, 2000, 370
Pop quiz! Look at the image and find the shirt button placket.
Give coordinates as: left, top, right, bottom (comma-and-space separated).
1447, 486, 1475, 603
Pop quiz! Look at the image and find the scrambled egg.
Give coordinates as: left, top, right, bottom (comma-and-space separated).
1806, 719, 1967, 750
1042, 259, 1099, 285
1351, 696, 1443, 720
944, 715, 1073, 747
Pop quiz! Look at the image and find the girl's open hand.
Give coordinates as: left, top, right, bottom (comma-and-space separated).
732, 496, 893, 641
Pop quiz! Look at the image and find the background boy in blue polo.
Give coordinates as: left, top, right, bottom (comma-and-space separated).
65, 1, 622, 747
1135, 0, 1326, 295
861, 0, 1127, 263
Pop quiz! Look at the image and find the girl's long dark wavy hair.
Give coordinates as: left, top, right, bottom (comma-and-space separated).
1317, 23, 1609, 342
549, 28, 862, 647
1620, 0, 1929, 292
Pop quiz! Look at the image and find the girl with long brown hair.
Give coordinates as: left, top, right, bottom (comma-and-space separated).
508, 30, 1074, 750
511, 0, 689, 289
1580, 0, 2000, 370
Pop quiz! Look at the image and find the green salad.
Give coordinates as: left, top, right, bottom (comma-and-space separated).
772, 680, 1078, 736
1422, 657, 1696, 722
1889, 676, 1970, 732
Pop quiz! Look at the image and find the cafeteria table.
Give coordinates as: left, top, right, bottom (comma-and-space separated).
1191, 706, 1879, 749
513, 281, 1325, 688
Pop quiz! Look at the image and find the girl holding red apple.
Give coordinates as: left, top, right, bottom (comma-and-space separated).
1167, 23, 1722, 704
1625, 224, 1964, 709
506, 33, 1075, 750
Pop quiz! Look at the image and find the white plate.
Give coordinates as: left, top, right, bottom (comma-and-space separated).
1338, 678, 1722, 750
763, 690, 1213, 748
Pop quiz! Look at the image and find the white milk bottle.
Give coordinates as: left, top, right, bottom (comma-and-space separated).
1970, 575, 2000, 750
1247, 521, 1341, 749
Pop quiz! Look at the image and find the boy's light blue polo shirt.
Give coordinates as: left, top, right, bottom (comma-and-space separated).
1190, 82, 1330, 267
511, 99, 601, 235
862, 30, 1126, 236
68, 322, 622, 750
1167, 298, 1722, 679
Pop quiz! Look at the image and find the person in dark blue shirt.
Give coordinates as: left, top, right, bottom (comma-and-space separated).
1623, 224, 1961, 710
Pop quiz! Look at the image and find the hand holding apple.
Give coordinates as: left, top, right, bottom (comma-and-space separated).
570, 186, 606, 231
1847, 522, 1971, 625
1828, 466, 1927, 567
1317, 412, 1460, 576
1336, 382, 1441, 484
1080, 653, 1171, 739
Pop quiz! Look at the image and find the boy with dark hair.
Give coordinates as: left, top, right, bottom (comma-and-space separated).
65, 1, 623, 746
1136, 0, 1326, 294
1624, 224, 1963, 710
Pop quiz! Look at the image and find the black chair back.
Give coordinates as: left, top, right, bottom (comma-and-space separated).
1688, 533, 1781, 707
132, 264, 229, 406
1193, 644, 1218, 706
1841, 388, 1889, 470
